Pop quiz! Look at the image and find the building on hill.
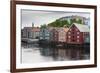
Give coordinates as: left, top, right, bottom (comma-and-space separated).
59, 15, 90, 25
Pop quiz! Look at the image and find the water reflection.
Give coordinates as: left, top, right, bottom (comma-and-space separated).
22, 43, 90, 63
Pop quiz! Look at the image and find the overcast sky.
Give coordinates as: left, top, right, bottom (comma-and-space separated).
21, 9, 90, 28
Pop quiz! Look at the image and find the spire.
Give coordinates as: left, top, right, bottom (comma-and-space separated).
32, 22, 34, 27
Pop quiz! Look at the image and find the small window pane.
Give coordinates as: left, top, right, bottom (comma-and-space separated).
68, 36, 70, 38
77, 32, 79, 34
77, 36, 79, 38
68, 32, 70, 34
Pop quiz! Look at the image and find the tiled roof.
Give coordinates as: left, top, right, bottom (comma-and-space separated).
73, 23, 89, 32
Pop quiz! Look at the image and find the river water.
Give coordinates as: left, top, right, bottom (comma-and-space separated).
21, 43, 90, 63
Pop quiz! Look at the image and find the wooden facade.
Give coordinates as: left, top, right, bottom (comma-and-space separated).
67, 23, 90, 44
22, 27, 40, 39
58, 27, 68, 43
38, 23, 90, 45
50, 28, 59, 42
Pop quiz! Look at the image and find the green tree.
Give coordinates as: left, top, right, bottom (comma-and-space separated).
77, 19, 83, 24
48, 19, 71, 27
47, 17, 83, 28
40, 24, 47, 28
70, 18, 83, 25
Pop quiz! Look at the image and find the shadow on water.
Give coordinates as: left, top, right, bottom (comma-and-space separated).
22, 42, 90, 61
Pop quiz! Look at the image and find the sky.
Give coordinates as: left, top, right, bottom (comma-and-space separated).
21, 9, 90, 29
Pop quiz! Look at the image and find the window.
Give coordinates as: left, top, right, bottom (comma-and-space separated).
77, 36, 79, 38
72, 32, 74, 34
72, 39, 75, 42
68, 36, 70, 38
28, 32, 30, 38
46, 37, 49, 40
46, 33, 49, 36
40, 37, 43, 39
68, 32, 71, 34
77, 32, 79, 34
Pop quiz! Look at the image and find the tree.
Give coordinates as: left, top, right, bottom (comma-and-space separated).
40, 24, 47, 28
48, 19, 71, 27
77, 19, 83, 24
47, 17, 83, 28
70, 18, 83, 25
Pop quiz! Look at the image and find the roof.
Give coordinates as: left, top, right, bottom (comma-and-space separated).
57, 27, 69, 32
23, 27, 33, 31
32, 27, 40, 32
69, 23, 90, 32
23, 27, 40, 32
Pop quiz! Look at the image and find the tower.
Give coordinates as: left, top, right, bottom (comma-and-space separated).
32, 22, 34, 27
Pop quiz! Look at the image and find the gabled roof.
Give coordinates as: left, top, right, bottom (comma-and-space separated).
58, 27, 69, 32
69, 23, 89, 32
74, 23, 89, 32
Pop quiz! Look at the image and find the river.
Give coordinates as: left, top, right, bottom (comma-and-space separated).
21, 43, 90, 63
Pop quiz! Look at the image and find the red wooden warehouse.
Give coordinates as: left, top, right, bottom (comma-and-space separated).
67, 23, 90, 44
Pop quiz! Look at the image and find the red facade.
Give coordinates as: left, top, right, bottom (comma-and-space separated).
67, 24, 86, 44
